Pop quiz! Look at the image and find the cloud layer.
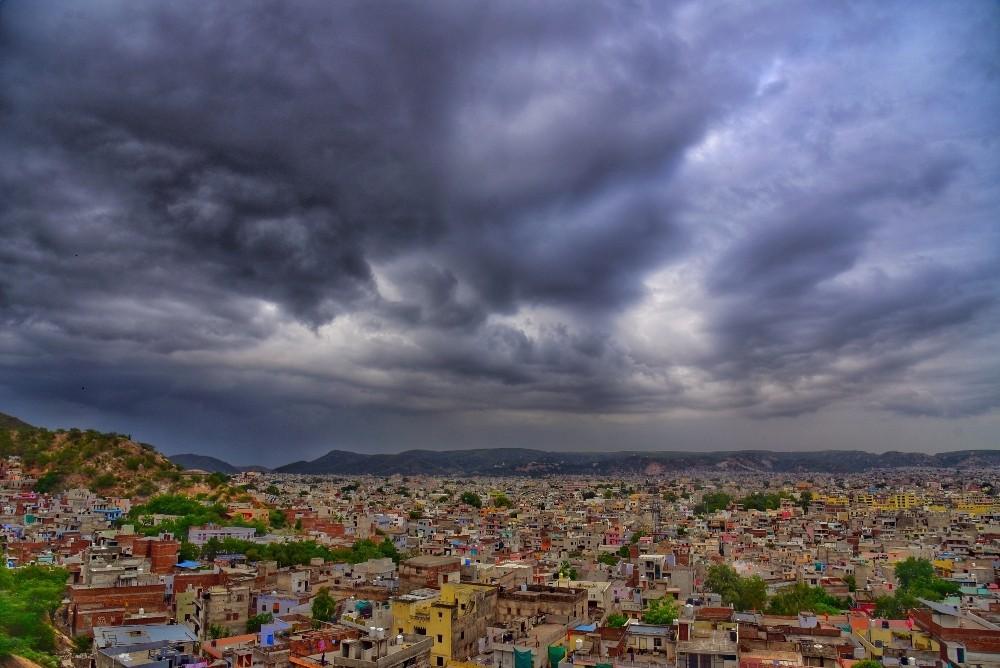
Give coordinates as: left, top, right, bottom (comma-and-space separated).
1, 0, 998, 461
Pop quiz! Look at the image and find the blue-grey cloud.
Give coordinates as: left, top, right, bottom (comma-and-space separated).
0, 0, 998, 461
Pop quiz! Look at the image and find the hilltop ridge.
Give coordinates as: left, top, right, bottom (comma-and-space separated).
0, 411, 183, 496
274, 446, 1000, 475
3, 410, 998, 480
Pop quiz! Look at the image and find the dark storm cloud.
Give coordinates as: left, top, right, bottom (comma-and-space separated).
1, 0, 998, 458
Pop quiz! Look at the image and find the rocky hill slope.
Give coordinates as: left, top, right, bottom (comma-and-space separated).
0, 412, 184, 497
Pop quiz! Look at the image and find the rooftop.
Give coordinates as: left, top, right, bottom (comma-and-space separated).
93, 625, 197, 649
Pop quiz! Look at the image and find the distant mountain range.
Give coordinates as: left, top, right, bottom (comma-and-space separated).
271, 447, 1000, 476
5, 410, 999, 477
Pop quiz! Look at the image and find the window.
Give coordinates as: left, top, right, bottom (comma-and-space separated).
437, 635, 443, 643
436, 658, 444, 667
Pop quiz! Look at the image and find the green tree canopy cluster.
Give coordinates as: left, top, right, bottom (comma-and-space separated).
605, 613, 628, 628
460, 491, 483, 508
126, 494, 267, 548
705, 565, 768, 611
767, 583, 851, 616
694, 492, 732, 515
312, 587, 336, 622
0, 563, 68, 668
851, 661, 882, 668
597, 553, 619, 567
642, 597, 678, 625
247, 612, 274, 633
874, 558, 959, 618
200, 537, 401, 567
558, 561, 578, 580
704, 565, 849, 615
737, 492, 793, 512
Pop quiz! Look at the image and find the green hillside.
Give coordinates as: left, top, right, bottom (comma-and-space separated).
0, 412, 183, 498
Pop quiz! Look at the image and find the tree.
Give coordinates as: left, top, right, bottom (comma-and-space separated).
269, 510, 287, 529
312, 587, 336, 622
606, 613, 628, 628
617, 545, 632, 558
34, 472, 63, 494
558, 561, 578, 580
71, 635, 93, 655
852, 660, 882, 668
642, 597, 678, 625
705, 565, 767, 612
798, 491, 813, 512
0, 563, 69, 668
895, 558, 934, 590
705, 564, 741, 605
844, 574, 857, 592
460, 491, 482, 508
873, 558, 959, 617
178, 541, 199, 562
738, 492, 792, 512
201, 537, 223, 561
597, 553, 619, 567
735, 576, 769, 612
767, 583, 850, 616
208, 625, 226, 640
90, 473, 117, 492
247, 612, 274, 633
694, 493, 731, 515
492, 493, 513, 508
205, 472, 230, 487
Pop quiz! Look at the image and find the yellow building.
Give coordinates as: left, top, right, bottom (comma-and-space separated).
855, 493, 922, 511
852, 618, 938, 658
392, 583, 498, 668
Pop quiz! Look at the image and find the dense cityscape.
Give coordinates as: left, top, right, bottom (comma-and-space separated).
2, 416, 999, 668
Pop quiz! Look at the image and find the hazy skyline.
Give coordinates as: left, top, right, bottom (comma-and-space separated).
1, 1, 998, 466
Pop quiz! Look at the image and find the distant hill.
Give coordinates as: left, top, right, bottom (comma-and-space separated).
169, 453, 240, 473
276, 447, 1000, 475
0, 411, 34, 431
0, 411, 182, 496
168, 453, 270, 474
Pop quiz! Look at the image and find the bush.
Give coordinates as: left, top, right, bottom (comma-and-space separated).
247, 612, 274, 633
606, 613, 628, 628
90, 473, 117, 491
0, 563, 69, 665
642, 597, 678, 625
597, 553, 619, 567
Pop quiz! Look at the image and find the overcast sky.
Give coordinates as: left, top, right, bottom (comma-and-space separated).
1, 1, 998, 465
